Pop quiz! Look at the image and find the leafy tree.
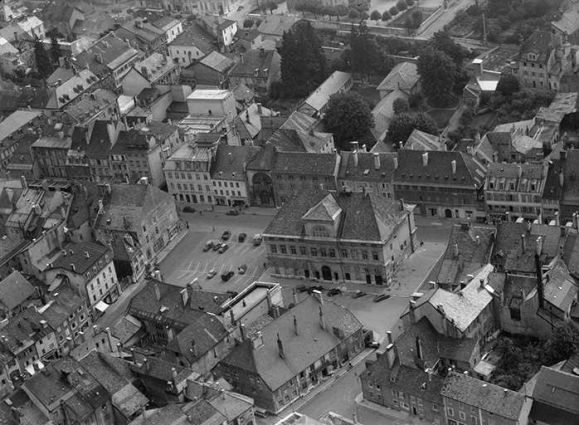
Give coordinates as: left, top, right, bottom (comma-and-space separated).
348, 8, 360, 19
34, 38, 52, 78
429, 31, 469, 67
267, 1, 278, 13
50, 34, 61, 66
381, 10, 391, 20
348, 21, 381, 78
417, 48, 456, 105
393, 97, 409, 115
496, 74, 520, 96
323, 92, 375, 150
360, 11, 369, 20
243, 18, 254, 28
411, 10, 422, 28
389, 6, 399, 15
387, 112, 437, 146
406, 0, 414, 5
543, 322, 579, 364
396, 0, 407, 10
279, 21, 326, 98
335, 4, 349, 20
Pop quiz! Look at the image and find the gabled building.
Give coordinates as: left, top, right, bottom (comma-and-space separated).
559, 150, 579, 221
337, 150, 396, 199
187, 51, 234, 89
528, 365, 579, 425
210, 144, 259, 207
229, 48, 281, 95
167, 24, 216, 68
297, 71, 352, 118
0, 270, 35, 318
215, 294, 364, 413
266, 110, 334, 153
59, 89, 118, 127
41, 4, 83, 36
117, 18, 167, 54
403, 129, 445, 151
121, 52, 180, 96
376, 62, 419, 99
0, 109, 43, 174
393, 150, 487, 221
198, 15, 237, 51
264, 190, 416, 285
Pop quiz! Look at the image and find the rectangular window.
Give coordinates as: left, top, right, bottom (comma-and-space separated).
372, 252, 379, 261
329, 249, 336, 258
300, 246, 307, 255
459, 411, 466, 420
447, 407, 454, 417
362, 251, 369, 260
311, 248, 318, 256
270, 245, 277, 254
290, 246, 297, 255
280, 245, 287, 254
320, 248, 327, 257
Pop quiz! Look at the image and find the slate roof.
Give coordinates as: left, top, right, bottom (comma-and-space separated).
520, 31, 553, 63
199, 51, 234, 73
338, 151, 397, 183
428, 264, 495, 333
552, 3, 579, 38
166, 313, 228, 362
128, 278, 230, 330
220, 295, 361, 391
486, 162, 545, 180
377, 62, 419, 94
73, 33, 139, 77
246, 143, 275, 171
300, 71, 351, 113
51, 241, 110, 275
562, 150, 579, 204
272, 152, 337, 175
94, 184, 174, 233
64, 89, 117, 124
543, 159, 564, 202
41, 285, 85, 329
70, 119, 115, 159
542, 258, 578, 312
0, 110, 42, 141
442, 372, 527, 420
532, 366, 579, 416
229, 49, 277, 77
0, 270, 34, 311
404, 129, 444, 151
264, 190, 412, 242
210, 144, 260, 181
131, 355, 196, 384
169, 24, 216, 54
394, 150, 486, 188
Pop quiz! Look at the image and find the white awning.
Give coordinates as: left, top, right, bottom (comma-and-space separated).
95, 300, 109, 312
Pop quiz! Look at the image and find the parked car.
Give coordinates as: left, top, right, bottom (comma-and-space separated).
373, 293, 391, 303
221, 271, 235, 282
366, 340, 380, 348
203, 241, 214, 252
227, 290, 239, 297
327, 288, 342, 297
207, 269, 217, 279
222, 230, 231, 240
226, 209, 239, 216
296, 284, 308, 293
238, 233, 247, 242
308, 285, 324, 294
238, 264, 248, 274
212, 241, 221, 251
252, 234, 262, 246
218, 243, 229, 253
183, 206, 196, 213
353, 290, 367, 299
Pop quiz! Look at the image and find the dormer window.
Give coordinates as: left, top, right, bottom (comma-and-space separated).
312, 225, 330, 237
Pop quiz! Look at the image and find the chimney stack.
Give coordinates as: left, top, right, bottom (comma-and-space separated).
154, 283, 161, 301
521, 234, 526, 253
400, 198, 405, 211
453, 243, 459, 258
277, 333, 285, 359
393, 156, 398, 170
517, 165, 522, 179
415, 336, 423, 360
292, 289, 299, 306
239, 323, 246, 341
385, 343, 397, 369
422, 152, 428, 166
180, 288, 189, 307
191, 339, 198, 357
555, 211, 560, 226
293, 315, 298, 336
171, 367, 177, 381
350, 142, 359, 166
451, 160, 457, 174
560, 171, 564, 188
536, 246, 544, 309
319, 305, 325, 330
409, 300, 417, 323
574, 212, 578, 230
387, 331, 393, 344
20, 175, 28, 190
506, 211, 511, 222
374, 153, 381, 170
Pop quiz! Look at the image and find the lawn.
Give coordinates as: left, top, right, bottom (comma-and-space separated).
427, 108, 456, 129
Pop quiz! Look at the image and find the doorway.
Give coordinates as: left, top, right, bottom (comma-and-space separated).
445, 209, 452, 218
322, 266, 332, 281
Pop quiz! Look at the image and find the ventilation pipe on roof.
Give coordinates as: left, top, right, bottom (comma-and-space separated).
374, 153, 381, 170
422, 152, 428, 166
451, 159, 457, 174
521, 234, 526, 253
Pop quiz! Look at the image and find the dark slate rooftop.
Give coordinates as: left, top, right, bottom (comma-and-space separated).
272, 151, 338, 176
51, 241, 110, 275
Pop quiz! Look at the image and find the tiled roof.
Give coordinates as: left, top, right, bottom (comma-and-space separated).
404, 129, 444, 151
246, 143, 275, 171
0, 270, 34, 311
542, 258, 578, 312
51, 241, 110, 275
73, 33, 139, 77
129, 278, 230, 329
543, 159, 564, 201
131, 355, 196, 384
442, 372, 527, 420
135, 52, 177, 83
41, 285, 85, 329
377, 62, 419, 93
47, 69, 98, 109
272, 151, 337, 175
229, 49, 277, 77
219, 295, 362, 391
300, 71, 351, 113
170, 24, 216, 54
532, 366, 579, 414
166, 314, 228, 362
199, 51, 234, 73
437, 224, 495, 286
428, 264, 495, 332
520, 31, 553, 62
182, 399, 225, 425
264, 191, 412, 242
70, 119, 115, 159
64, 89, 117, 124
487, 162, 545, 180
0, 110, 42, 141
338, 151, 397, 182
552, 3, 579, 39
111, 129, 149, 155
210, 144, 260, 181
394, 150, 485, 188
206, 390, 253, 421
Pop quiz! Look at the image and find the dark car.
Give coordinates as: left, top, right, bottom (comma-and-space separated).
238, 264, 248, 274
296, 284, 308, 293
203, 240, 214, 252
227, 290, 239, 297
238, 232, 247, 242
327, 288, 342, 297
183, 206, 196, 213
226, 209, 239, 216
221, 271, 235, 282
212, 241, 221, 251
308, 285, 324, 294
353, 290, 367, 299
373, 293, 391, 303
221, 230, 231, 240
218, 243, 229, 253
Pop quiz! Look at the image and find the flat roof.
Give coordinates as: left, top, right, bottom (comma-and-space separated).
187, 89, 231, 100
229, 287, 268, 319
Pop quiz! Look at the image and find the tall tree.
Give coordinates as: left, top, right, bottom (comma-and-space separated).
50, 34, 61, 66
349, 21, 380, 78
34, 38, 52, 78
279, 21, 326, 97
323, 92, 374, 150
417, 48, 456, 104
496, 74, 520, 96
386, 112, 437, 146
429, 31, 469, 67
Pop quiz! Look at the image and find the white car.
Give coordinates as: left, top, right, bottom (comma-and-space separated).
207, 269, 217, 279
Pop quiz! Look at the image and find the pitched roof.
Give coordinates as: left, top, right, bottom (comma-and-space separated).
169, 23, 216, 54
41, 285, 85, 329
394, 150, 486, 188
552, 3, 579, 39
562, 150, 579, 204
166, 314, 228, 362
428, 264, 495, 333
199, 51, 234, 73
487, 162, 545, 180
210, 144, 260, 181
73, 33, 139, 77
300, 71, 351, 113
0, 271, 34, 311
51, 241, 111, 275
264, 190, 412, 242
128, 278, 230, 329
64, 89, 117, 124
532, 366, 579, 416
219, 295, 362, 391
338, 151, 397, 182
520, 30, 553, 62
0, 110, 42, 141
377, 62, 419, 93
229, 49, 277, 77
542, 258, 578, 312
272, 151, 337, 175
442, 372, 527, 420
404, 129, 444, 151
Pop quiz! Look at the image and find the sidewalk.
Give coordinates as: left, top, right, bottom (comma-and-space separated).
355, 395, 434, 425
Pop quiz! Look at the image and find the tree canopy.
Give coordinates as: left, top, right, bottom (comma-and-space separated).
429, 31, 469, 67
279, 21, 326, 98
323, 92, 375, 150
496, 74, 520, 96
34, 38, 52, 78
417, 48, 456, 105
386, 112, 437, 146
347, 21, 380, 78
